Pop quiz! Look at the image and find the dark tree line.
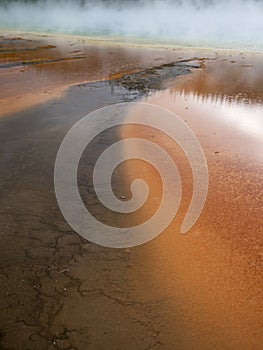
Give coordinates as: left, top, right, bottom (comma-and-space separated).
1, 0, 259, 7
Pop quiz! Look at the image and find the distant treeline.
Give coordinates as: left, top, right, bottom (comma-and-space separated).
0, 0, 142, 3
1, 0, 144, 5
0, 0, 221, 4
1, 0, 261, 8
0, 0, 139, 3
0, 0, 140, 8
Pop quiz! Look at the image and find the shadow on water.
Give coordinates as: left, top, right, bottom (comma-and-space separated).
0, 51, 262, 349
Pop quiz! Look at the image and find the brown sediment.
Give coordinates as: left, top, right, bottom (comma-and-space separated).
0, 31, 203, 117
118, 94, 262, 348
101, 56, 262, 347
0, 32, 262, 349
0, 31, 229, 117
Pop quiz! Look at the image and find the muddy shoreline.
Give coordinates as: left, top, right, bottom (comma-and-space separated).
0, 31, 207, 117
0, 33, 262, 349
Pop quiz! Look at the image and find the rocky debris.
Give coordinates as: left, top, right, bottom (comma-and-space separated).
111, 61, 199, 96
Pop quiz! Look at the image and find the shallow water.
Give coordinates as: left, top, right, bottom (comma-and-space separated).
0, 32, 262, 349
117, 61, 263, 348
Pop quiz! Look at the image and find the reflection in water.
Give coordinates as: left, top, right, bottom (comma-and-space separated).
147, 57, 263, 163
218, 100, 263, 140
146, 89, 263, 164
173, 89, 263, 141
172, 57, 263, 104
117, 73, 263, 348
120, 56, 263, 350
0, 33, 187, 116
0, 32, 262, 349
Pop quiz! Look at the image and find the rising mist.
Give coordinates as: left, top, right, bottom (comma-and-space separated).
0, 0, 263, 50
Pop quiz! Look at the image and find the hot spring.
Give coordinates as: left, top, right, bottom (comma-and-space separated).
0, 0, 263, 51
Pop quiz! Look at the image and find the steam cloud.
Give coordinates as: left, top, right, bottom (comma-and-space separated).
0, 0, 263, 50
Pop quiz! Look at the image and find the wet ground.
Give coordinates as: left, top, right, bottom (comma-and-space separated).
0, 32, 209, 117
0, 33, 262, 349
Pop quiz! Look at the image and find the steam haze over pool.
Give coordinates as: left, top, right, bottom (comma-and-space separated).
0, 0, 263, 51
